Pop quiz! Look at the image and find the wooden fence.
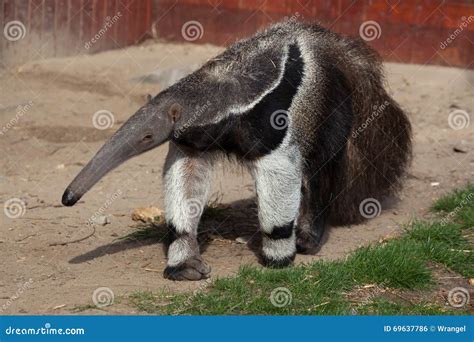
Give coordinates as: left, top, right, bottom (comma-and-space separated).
1, 0, 473, 68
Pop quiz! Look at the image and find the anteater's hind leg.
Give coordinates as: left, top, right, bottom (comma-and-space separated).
296, 175, 327, 254
250, 147, 302, 268
162, 142, 213, 281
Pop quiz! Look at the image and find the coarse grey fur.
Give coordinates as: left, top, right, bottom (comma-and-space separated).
62, 20, 412, 281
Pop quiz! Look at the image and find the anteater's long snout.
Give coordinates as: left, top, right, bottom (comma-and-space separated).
61, 107, 172, 207
61, 132, 135, 206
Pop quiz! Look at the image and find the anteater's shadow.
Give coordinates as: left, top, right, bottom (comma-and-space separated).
69, 198, 261, 265
68, 194, 399, 265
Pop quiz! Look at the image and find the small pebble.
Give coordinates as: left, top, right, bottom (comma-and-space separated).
235, 237, 248, 244
92, 215, 110, 226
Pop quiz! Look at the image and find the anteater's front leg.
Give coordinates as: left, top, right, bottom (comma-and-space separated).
162, 142, 213, 281
251, 147, 302, 268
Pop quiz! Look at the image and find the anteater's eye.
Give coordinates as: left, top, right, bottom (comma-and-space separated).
142, 134, 153, 142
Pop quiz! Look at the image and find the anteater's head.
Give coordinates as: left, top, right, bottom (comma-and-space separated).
61, 94, 183, 206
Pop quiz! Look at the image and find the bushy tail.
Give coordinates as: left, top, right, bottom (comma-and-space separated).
328, 36, 412, 225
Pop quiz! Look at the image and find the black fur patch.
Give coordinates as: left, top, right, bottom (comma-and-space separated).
264, 221, 294, 240
165, 223, 188, 245
260, 253, 296, 268
174, 43, 304, 160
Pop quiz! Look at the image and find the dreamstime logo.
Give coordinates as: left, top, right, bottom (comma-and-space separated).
92, 287, 114, 307
174, 100, 211, 139
359, 198, 381, 219
184, 198, 204, 218
447, 287, 470, 308
3, 198, 26, 219
283, 11, 301, 22
0, 279, 33, 313
270, 110, 289, 130
86, 189, 122, 225
0, 100, 34, 135
448, 109, 470, 130
352, 101, 389, 139
84, 12, 122, 50
440, 191, 473, 226
182, 279, 212, 307
3, 20, 26, 41
359, 20, 381, 41
92, 110, 115, 130
270, 287, 292, 307
440, 16, 474, 50
181, 21, 204, 41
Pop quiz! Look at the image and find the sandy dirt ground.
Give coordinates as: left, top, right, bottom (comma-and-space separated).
0, 41, 472, 314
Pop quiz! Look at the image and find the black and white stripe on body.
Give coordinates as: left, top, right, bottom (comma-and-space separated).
163, 41, 306, 278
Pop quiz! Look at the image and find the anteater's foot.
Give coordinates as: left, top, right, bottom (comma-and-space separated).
163, 256, 211, 281
296, 232, 322, 255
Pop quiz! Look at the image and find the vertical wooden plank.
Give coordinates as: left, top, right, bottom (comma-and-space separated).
0, 0, 8, 64
57, 0, 72, 56
115, 0, 129, 49
81, 0, 93, 52
43, 0, 55, 55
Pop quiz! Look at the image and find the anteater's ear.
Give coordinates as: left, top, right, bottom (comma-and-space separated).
168, 103, 182, 123
146, 94, 152, 103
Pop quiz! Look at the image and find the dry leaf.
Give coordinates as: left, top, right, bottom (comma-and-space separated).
131, 207, 165, 223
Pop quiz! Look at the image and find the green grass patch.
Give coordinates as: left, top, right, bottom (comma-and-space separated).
347, 238, 432, 289
431, 184, 473, 213
355, 298, 451, 315
129, 184, 474, 315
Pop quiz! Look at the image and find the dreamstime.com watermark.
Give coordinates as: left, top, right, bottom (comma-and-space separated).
352, 101, 389, 139
84, 12, 122, 50
183, 279, 212, 307
174, 101, 211, 138
440, 191, 473, 226
86, 189, 122, 226
0, 100, 34, 135
1, 279, 33, 313
4, 323, 85, 336
440, 16, 474, 50
283, 12, 301, 22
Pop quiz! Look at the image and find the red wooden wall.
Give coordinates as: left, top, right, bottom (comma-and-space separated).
154, 0, 474, 69
1, 0, 473, 68
1, 0, 152, 65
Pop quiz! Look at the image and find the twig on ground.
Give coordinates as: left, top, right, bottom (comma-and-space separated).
49, 226, 96, 246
